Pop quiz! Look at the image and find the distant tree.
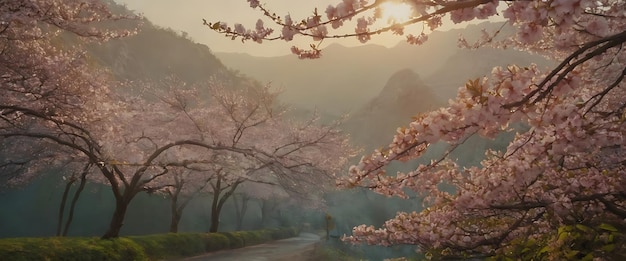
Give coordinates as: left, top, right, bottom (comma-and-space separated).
0, 139, 91, 236
231, 191, 253, 230
203, 155, 254, 233
81, 85, 260, 238
140, 78, 357, 233
209, 0, 626, 259
233, 181, 288, 230
144, 162, 215, 233
56, 162, 93, 237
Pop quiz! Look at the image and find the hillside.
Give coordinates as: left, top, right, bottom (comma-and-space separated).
344, 69, 444, 150
215, 22, 542, 116
425, 47, 553, 101
86, 22, 243, 88
342, 45, 547, 161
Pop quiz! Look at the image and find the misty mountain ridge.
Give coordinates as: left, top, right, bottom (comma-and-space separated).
78, 6, 545, 156
73, 10, 548, 154
86, 22, 244, 89
426, 47, 554, 100
215, 21, 548, 116
344, 68, 444, 150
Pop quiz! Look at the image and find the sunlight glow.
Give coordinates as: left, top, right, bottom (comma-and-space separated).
380, 2, 413, 23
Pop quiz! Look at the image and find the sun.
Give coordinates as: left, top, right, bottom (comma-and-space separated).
380, 2, 413, 23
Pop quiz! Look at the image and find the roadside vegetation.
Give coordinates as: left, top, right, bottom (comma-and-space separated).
0, 227, 298, 261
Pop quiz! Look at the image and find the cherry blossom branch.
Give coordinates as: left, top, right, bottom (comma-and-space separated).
503, 29, 626, 109
584, 66, 626, 116
205, 0, 492, 42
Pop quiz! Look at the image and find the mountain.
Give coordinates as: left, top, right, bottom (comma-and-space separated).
217, 43, 405, 116
214, 22, 536, 116
341, 43, 551, 155
87, 22, 242, 88
82, 16, 549, 155
344, 69, 444, 150
425, 47, 553, 101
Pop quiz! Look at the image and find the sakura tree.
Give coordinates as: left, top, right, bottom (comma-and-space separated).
0, 0, 133, 181
208, 0, 626, 259
138, 78, 356, 233
0, 0, 260, 239
0, 0, 135, 126
1, 1, 245, 239
83, 86, 264, 237
153, 164, 216, 233
232, 181, 289, 230
207, 85, 356, 231
0, 0, 140, 237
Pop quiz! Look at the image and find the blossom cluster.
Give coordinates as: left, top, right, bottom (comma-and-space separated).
333, 0, 626, 256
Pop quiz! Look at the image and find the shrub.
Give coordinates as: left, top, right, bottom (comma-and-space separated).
268, 227, 298, 240
217, 232, 244, 248
0, 237, 147, 261
129, 233, 206, 258
203, 233, 229, 252
0, 227, 301, 260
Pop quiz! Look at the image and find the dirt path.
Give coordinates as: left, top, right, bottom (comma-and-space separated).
179, 232, 320, 261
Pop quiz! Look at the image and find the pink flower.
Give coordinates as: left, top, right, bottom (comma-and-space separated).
476, 2, 498, 19
407, 33, 428, 45
517, 22, 543, 44
585, 17, 609, 37
247, 0, 259, 8
450, 7, 476, 24
282, 25, 296, 41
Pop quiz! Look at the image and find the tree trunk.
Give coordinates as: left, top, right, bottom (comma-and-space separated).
168, 172, 213, 233
260, 199, 277, 228
169, 192, 201, 233
62, 170, 88, 236
56, 178, 76, 236
208, 178, 241, 233
102, 197, 130, 239
169, 191, 184, 233
234, 194, 250, 231
209, 192, 221, 233
170, 211, 181, 233
260, 200, 268, 228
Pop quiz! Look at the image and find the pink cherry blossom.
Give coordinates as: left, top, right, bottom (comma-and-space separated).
210, 0, 624, 258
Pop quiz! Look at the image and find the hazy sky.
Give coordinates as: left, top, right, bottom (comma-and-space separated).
113, 0, 472, 57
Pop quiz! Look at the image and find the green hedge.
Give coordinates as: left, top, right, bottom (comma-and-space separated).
0, 227, 299, 260
0, 237, 147, 261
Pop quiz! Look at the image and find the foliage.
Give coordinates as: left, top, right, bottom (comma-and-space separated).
129, 227, 297, 259
0, 237, 147, 261
217, 231, 246, 248
210, 0, 626, 259
268, 227, 300, 240
0, 227, 300, 260
487, 222, 626, 261
236, 230, 270, 245
129, 233, 207, 258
